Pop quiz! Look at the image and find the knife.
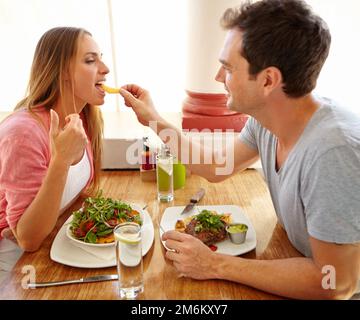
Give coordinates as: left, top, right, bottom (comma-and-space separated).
27, 274, 118, 288
180, 188, 206, 214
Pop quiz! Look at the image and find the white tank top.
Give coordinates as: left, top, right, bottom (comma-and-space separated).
0, 150, 91, 280
60, 150, 91, 211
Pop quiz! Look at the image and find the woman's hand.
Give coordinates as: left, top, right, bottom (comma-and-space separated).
119, 84, 162, 126
1, 227, 18, 244
49, 110, 88, 166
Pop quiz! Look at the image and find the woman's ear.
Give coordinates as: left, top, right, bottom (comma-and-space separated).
262, 67, 283, 97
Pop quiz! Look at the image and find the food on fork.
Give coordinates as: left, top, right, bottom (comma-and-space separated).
175, 210, 231, 246
101, 84, 120, 94
69, 191, 142, 244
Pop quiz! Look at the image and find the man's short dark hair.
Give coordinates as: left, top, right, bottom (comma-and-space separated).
221, 0, 331, 98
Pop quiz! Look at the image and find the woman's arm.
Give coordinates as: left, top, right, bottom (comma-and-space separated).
13, 110, 88, 252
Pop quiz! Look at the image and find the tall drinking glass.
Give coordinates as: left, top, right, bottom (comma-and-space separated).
114, 222, 143, 299
156, 144, 174, 202
173, 158, 186, 190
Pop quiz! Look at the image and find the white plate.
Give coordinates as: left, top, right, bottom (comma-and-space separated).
50, 205, 154, 268
160, 205, 256, 256
66, 224, 114, 247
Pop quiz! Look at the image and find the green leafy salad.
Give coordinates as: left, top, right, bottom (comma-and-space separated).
193, 210, 228, 232
70, 192, 142, 244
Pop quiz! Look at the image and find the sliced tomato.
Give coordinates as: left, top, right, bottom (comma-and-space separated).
74, 227, 86, 238
106, 218, 118, 227
209, 245, 218, 252
84, 221, 95, 232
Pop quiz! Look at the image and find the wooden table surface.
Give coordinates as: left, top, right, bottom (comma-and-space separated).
0, 169, 302, 300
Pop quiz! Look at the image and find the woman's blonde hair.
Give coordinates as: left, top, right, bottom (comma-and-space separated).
15, 26, 103, 194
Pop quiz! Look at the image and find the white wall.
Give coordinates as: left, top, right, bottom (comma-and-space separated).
0, 0, 114, 110
0, 0, 187, 112
0, 0, 359, 114
110, 0, 187, 112
308, 0, 360, 112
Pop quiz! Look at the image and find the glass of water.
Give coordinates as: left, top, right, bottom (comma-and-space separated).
114, 222, 143, 299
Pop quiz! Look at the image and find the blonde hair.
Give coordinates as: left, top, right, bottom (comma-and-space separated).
15, 26, 103, 194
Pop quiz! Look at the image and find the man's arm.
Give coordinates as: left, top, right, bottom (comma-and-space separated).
155, 117, 259, 182
119, 85, 259, 182
163, 231, 359, 300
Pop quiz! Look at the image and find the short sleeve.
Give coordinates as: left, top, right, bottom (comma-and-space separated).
0, 134, 49, 229
302, 145, 360, 244
238, 117, 259, 151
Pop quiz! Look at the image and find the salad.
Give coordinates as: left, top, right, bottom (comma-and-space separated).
175, 210, 231, 246
69, 193, 142, 244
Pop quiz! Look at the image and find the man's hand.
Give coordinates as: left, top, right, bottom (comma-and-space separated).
119, 84, 162, 126
162, 230, 219, 280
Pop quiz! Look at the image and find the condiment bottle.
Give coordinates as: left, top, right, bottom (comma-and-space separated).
140, 137, 156, 182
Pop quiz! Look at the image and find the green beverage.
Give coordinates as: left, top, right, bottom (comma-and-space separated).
156, 145, 174, 202
157, 164, 172, 192
173, 160, 186, 190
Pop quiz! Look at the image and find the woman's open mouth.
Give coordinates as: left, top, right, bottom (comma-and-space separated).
95, 81, 106, 95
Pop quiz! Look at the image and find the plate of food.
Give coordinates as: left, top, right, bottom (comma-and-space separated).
50, 194, 154, 268
66, 196, 143, 247
159, 205, 256, 256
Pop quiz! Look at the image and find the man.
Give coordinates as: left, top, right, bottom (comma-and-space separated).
119, 0, 360, 299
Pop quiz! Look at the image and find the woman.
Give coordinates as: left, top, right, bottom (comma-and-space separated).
0, 27, 109, 281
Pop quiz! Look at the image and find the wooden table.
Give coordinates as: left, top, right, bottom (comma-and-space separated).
0, 169, 302, 300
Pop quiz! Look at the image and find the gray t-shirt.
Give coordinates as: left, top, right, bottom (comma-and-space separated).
239, 97, 360, 257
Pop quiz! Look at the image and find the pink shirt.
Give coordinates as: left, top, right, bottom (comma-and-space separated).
0, 108, 94, 239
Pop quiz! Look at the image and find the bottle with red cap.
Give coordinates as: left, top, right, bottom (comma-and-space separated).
140, 137, 156, 182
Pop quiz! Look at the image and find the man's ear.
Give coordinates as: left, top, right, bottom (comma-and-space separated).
262, 66, 283, 97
